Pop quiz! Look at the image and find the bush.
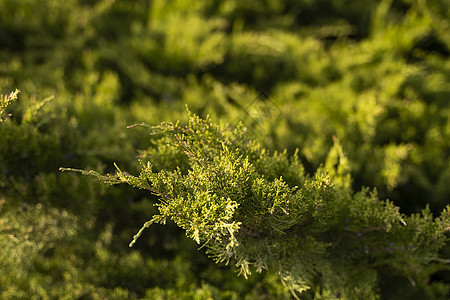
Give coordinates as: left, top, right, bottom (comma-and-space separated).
1, 0, 449, 298
66, 112, 450, 299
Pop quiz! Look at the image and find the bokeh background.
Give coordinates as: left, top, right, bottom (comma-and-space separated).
1, 0, 449, 298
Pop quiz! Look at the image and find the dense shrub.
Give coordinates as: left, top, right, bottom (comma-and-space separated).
1, 0, 449, 298
67, 112, 450, 299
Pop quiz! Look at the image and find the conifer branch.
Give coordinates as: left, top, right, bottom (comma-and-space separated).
62, 112, 450, 298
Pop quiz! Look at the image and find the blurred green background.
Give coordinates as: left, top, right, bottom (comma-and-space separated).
1, 0, 449, 298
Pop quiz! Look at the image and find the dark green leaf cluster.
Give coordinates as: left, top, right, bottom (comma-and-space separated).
88, 112, 450, 298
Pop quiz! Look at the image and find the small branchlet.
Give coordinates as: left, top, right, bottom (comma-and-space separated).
0, 89, 20, 122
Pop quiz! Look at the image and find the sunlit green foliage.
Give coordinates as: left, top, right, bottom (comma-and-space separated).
1, 92, 291, 298
3, 0, 447, 211
69, 112, 450, 299
1, 0, 449, 298
0, 89, 19, 122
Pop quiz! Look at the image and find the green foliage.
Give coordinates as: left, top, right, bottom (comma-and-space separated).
73, 112, 450, 299
1, 0, 449, 298
0, 200, 78, 299
0, 89, 19, 122
1, 90, 291, 298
